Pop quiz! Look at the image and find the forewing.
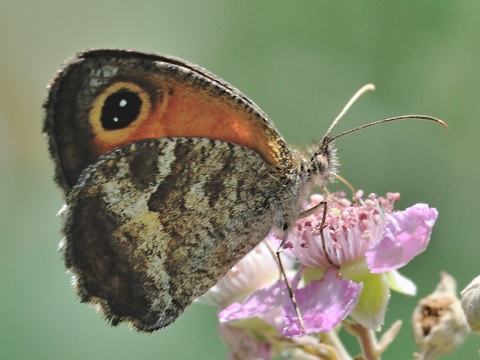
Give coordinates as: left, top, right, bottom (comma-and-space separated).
44, 50, 293, 194
61, 137, 288, 331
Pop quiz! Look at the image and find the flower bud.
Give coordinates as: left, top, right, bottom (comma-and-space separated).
461, 275, 480, 333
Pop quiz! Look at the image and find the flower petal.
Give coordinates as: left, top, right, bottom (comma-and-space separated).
219, 282, 285, 324
367, 204, 438, 273
282, 267, 362, 337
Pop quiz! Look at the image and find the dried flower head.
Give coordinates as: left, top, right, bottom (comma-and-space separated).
412, 272, 470, 360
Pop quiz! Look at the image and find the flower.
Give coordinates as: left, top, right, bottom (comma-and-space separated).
198, 237, 295, 359
288, 192, 437, 331
217, 191, 438, 338
201, 236, 342, 358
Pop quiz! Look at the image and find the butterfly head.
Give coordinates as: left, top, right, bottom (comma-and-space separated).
300, 135, 339, 186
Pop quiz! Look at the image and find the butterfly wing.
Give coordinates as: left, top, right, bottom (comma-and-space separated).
61, 137, 292, 331
44, 50, 293, 195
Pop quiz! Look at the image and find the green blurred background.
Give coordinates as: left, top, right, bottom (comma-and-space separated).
1, 1, 479, 359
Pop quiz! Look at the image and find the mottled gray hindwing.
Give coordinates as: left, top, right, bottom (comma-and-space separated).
61, 137, 290, 332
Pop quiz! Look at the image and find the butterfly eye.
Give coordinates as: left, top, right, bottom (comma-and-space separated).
101, 90, 142, 130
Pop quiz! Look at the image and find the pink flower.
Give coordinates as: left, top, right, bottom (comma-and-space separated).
198, 238, 296, 358
289, 192, 437, 330
217, 191, 438, 337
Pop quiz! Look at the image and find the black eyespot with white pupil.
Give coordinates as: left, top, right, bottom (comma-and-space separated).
101, 90, 142, 130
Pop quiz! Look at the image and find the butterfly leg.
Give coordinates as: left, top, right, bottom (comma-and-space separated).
275, 227, 306, 335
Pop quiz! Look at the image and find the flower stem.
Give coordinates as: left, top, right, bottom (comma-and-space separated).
322, 330, 353, 360
343, 320, 379, 360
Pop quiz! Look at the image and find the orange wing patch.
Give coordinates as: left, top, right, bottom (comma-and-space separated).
89, 78, 283, 169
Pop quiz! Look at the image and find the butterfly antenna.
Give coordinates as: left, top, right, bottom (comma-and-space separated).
323, 84, 448, 143
323, 84, 376, 139
330, 114, 448, 142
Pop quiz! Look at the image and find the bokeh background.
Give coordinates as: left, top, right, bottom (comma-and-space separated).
1, 1, 479, 359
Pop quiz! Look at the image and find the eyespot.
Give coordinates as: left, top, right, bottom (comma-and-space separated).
101, 90, 142, 130
88, 81, 153, 150
91, 81, 151, 132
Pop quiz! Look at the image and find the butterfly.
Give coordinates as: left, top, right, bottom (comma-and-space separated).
43, 49, 444, 332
